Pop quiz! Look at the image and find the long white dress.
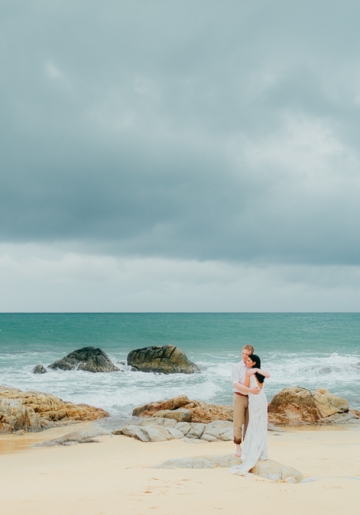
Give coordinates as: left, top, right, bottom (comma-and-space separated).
230, 375, 268, 476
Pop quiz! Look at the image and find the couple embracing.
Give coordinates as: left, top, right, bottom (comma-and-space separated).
230, 344, 270, 476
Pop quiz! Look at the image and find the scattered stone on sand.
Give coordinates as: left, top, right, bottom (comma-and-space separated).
250, 459, 303, 483
132, 395, 233, 423
0, 385, 109, 434
153, 454, 303, 482
32, 365, 47, 374
127, 345, 200, 374
33, 429, 109, 447
48, 346, 119, 373
153, 454, 239, 469
268, 386, 359, 426
113, 418, 233, 443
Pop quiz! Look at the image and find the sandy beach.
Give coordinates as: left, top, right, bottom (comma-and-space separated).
1, 425, 359, 515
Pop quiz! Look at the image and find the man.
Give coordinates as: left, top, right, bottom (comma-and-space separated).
232, 344, 260, 457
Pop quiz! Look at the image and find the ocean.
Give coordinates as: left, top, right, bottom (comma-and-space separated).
0, 313, 359, 417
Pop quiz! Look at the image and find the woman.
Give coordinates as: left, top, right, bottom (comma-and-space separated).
230, 354, 270, 476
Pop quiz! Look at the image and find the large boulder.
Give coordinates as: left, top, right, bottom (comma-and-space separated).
0, 385, 109, 433
132, 395, 232, 423
48, 346, 119, 373
127, 345, 200, 374
268, 387, 355, 426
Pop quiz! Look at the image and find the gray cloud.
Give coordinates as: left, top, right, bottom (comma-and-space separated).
1, 0, 360, 266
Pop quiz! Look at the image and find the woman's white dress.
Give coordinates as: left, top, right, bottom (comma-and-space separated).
230, 375, 268, 476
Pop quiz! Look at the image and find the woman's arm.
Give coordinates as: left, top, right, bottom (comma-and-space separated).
254, 368, 270, 378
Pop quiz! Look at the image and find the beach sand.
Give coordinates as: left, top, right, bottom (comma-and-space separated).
1, 425, 359, 515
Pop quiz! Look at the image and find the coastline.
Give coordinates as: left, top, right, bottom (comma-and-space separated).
1, 423, 359, 514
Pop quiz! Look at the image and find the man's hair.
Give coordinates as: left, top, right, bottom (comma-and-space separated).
243, 344, 254, 354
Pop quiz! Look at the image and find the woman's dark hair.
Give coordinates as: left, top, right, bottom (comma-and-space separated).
248, 354, 265, 383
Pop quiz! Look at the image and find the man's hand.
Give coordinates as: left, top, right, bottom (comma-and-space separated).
250, 387, 260, 395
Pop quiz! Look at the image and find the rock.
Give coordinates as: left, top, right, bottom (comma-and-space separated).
155, 408, 192, 422
174, 422, 192, 434
268, 387, 351, 426
127, 345, 200, 374
48, 346, 119, 373
201, 421, 233, 441
186, 422, 206, 439
153, 454, 303, 482
139, 417, 178, 428
132, 395, 233, 423
32, 365, 47, 374
312, 388, 349, 418
116, 425, 151, 442
114, 419, 233, 443
250, 459, 303, 483
132, 395, 190, 417
153, 455, 238, 469
0, 385, 109, 434
114, 424, 180, 442
168, 428, 185, 439
188, 402, 233, 423
34, 429, 108, 447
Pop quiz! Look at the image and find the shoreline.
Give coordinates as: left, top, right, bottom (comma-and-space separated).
2, 413, 359, 457
1, 424, 359, 514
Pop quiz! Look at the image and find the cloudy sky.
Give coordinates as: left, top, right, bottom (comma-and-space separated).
1, 0, 360, 311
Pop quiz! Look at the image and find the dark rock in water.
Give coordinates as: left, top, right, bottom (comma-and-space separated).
48, 346, 119, 373
127, 345, 200, 374
32, 364, 47, 374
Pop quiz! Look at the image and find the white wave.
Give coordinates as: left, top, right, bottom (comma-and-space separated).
0, 351, 359, 415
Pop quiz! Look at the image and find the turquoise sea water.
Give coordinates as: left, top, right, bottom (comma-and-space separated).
0, 313, 359, 416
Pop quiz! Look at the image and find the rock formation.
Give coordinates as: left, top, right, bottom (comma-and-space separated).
48, 346, 119, 373
268, 386, 360, 426
0, 385, 109, 433
32, 364, 47, 374
134, 390, 360, 427
113, 417, 233, 443
127, 345, 200, 374
132, 395, 232, 423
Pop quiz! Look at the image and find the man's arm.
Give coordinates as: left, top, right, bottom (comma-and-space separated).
233, 381, 260, 395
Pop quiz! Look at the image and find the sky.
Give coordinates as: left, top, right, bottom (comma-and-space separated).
1, 0, 360, 311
